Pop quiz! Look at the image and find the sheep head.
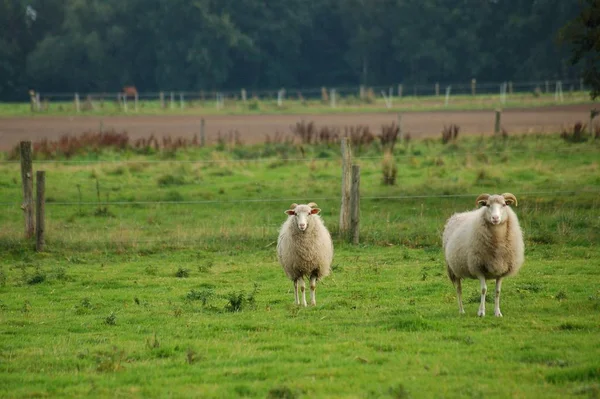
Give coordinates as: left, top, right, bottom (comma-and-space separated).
476, 193, 516, 226
284, 203, 321, 232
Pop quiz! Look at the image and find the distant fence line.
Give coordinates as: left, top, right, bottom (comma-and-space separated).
26, 78, 585, 113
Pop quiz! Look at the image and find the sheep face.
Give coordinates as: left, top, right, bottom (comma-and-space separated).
476, 193, 517, 226
285, 204, 320, 232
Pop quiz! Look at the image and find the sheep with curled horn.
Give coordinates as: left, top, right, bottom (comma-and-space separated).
442, 193, 524, 317
277, 202, 333, 306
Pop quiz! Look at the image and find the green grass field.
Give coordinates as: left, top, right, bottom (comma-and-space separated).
0, 91, 594, 117
1, 132, 599, 398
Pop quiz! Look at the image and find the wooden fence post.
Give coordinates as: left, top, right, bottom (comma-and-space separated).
200, 118, 206, 147
435, 82, 440, 96
471, 78, 476, 96
36, 171, 45, 251
339, 138, 351, 237
74, 93, 80, 113
134, 93, 139, 112
397, 113, 403, 142
20, 141, 34, 239
494, 109, 502, 135
350, 165, 361, 245
160, 91, 165, 109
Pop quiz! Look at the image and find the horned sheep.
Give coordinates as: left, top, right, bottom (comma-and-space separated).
442, 193, 524, 317
277, 202, 333, 306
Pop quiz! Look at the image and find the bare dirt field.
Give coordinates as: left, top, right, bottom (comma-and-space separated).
0, 104, 594, 151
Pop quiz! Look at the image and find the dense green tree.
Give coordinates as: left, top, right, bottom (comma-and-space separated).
0, 0, 584, 100
560, 0, 600, 98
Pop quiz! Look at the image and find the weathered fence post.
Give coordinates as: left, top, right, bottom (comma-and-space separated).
398, 84, 403, 98
74, 93, 80, 113
471, 78, 477, 96
134, 93, 139, 112
330, 89, 336, 108
160, 91, 165, 109
445, 86, 452, 107
339, 138, 351, 237
241, 88, 247, 103
350, 165, 361, 245
435, 82, 440, 96
494, 109, 502, 135
20, 141, 34, 239
200, 118, 206, 147
122, 94, 128, 112
590, 109, 599, 139
397, 113, 403, 142
36, 171, 45, 251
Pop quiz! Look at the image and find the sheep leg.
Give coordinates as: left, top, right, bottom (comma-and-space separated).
455, 279, 465, 314
477, 277, 487, 317
299, 278, 307, 307
494, 278, 503, 317
309, 275, 317, 306
293, 279, 300, 306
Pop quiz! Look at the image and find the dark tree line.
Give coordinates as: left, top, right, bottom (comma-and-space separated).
0, 0, 584, 100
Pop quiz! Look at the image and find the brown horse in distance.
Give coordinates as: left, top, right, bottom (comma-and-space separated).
122, 86, 138, 98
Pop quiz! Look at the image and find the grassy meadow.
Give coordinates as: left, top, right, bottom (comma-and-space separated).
0, 90, 594, 117
0, 131, 599, 398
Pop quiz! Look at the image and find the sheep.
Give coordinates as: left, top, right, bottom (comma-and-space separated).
442, 193, 524, 317
277, 202, 333, 306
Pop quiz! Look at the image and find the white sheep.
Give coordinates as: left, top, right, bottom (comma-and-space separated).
277, 202, 333, 306
442, 193, 524, 317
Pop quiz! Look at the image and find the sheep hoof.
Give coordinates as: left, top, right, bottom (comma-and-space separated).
495, 311, 503, 317
477, 310, 485, 317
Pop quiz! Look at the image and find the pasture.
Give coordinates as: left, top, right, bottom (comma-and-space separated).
0, 131, 599, 398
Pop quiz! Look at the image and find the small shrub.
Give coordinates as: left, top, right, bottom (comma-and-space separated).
225, 283, 259, 312
27, 270, 46, 285
381, 151, 397, 186
560, 121, 588, 143
104, 312, 117, 325
175, 267, 190, 278
442, 124, 460, 144
379, 122, 400, 152
555, 291, 568, 301
186, 288, 214, 306
157, 174, 186, 187
290, 120, 317, 144
267, 386, 297, 399
198, 260, 214, 273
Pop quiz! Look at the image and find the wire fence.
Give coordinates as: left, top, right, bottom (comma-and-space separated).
26, 78, 587, 113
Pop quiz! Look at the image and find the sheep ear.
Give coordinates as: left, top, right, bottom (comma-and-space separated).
289, 203, 298, 209
307, 202, 318, 208
285, 210, 296, 216
475, 193, 490, 207
502, 193, 518, 207
310, 208, 321, 215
